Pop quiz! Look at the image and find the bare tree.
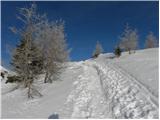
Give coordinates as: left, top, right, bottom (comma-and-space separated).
145, 32, 158, 48
92, 41, 103, 58
119, 24, 138, 54
10, 4, 44, 98
35, 20, 69, 83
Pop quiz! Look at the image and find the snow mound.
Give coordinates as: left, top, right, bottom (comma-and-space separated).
99, 53, 115, 59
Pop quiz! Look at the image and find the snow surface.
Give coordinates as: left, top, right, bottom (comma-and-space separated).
112, 48, 159, 98
1, 48, 159, 119
0, 66, 8, 72
1, 62, 83, 118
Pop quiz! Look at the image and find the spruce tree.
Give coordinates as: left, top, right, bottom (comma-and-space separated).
114, 46, 121, 57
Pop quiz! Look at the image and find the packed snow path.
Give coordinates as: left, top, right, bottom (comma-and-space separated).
1, 55, 158, 118
63, 59, 158, 119
61, 62, 110, 118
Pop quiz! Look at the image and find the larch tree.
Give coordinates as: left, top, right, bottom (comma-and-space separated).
92, 41, 103, 58
35, 20, 69, 83
145, 32, 158, 48
10, 4, 44, 98
119, 24, 138, 54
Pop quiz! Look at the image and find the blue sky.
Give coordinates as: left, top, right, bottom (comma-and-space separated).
1, 1, 159, 68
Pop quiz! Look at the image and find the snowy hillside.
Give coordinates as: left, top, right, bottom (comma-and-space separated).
1, 48, 159, 119
112, 48, 159, 98
0, 66, 8, 72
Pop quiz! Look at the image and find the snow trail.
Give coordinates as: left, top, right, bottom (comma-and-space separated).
63, 59, 158, 119
1, 51, 158, 119
92, 59, 158, 119
61, 62, 110, 118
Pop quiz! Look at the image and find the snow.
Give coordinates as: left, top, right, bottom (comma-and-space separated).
0, 66, 8, 72
0, 65, 16, 81
112, 48, 159, 98
61, 63, 110, 118
91, 59, 158, 118
1, 62, 84, 118
1, 48, 159, 119
99, 53, 115, 59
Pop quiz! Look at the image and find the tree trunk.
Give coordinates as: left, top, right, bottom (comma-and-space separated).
129, 49, 131, 54
27, 81, 33, 98
44, 71, 49, 83
48, 74, 53, 83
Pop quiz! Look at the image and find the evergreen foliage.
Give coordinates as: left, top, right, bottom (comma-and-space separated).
114, 46, 121, 57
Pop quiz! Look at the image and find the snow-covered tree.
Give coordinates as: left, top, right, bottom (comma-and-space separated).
10, 4, 44, 98
145, 32, 158, 48
35, 20, 69, 83
92, 41, 103, 58
11, 39, 44, 80
119, 24, 138, 54
10, 3, 70, 97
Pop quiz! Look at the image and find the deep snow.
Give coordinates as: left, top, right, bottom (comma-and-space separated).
1, 62, 83, 118
1, 48, 159, 119
111, 48, 159, 98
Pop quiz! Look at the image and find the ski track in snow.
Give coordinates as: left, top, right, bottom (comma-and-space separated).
63, 59, 158, 119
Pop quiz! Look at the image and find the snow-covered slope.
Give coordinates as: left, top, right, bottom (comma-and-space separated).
1, 62, 84, 118
0, 66, 8, 80
112, 48, 159, 98
1, 48, 159, 119
0, 66, 8, 72
0, 65, 15, 81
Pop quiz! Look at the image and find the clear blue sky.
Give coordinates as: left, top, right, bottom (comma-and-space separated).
1, 1, 159, 68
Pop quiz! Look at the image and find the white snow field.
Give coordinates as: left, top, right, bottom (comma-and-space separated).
111, 48, 159, 98
1, 48, 159, 119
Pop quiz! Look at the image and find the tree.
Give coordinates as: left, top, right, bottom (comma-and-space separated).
11, 37, 44, 98
35, 20, 69, 83
145, 32, 158, 48
114, 46, 121, 57
10, 4, 44, 98
92, 41, 103, 58
119, 24, 138, 54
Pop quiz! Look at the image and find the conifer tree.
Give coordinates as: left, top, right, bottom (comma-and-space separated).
92, 41, 103, 58
114, 46, 121, 57
11, 36, 44, 98
10, 4, 44, 98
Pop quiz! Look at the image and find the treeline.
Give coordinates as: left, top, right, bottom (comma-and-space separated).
92, 24, 158, 58
8, 4, 69, 98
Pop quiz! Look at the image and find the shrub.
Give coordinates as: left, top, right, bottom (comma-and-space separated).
114, 46, 122, 57
6, 75, 22, 84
